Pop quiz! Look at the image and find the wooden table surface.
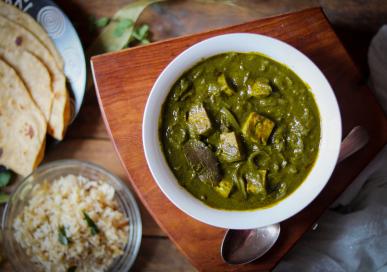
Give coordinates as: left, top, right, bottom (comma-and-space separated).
2, 1, 387, 271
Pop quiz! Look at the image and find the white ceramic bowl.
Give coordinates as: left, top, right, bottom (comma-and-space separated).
143, 33, 341, 229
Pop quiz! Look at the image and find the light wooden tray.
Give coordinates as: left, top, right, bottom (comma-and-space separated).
91, 8, 387, 271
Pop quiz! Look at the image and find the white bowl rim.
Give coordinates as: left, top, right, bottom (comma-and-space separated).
143, 33, 342, 229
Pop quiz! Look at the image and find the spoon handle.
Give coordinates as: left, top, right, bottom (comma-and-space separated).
338, 126, 369, 163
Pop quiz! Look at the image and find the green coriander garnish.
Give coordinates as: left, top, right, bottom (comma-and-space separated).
88, 0, 162, 54
95, 17, 110, 28
113, 18, 133, 37
0, 170, 12, 205
82, 211, 100, 235
0, 170, 12, 188
58, 225, 71, 245
132, 24, 150, 44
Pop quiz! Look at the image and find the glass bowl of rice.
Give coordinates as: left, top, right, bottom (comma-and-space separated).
1, 160, 142, 272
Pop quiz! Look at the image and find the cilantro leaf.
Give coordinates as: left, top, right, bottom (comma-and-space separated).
138, 24, 149, 38
88, 0, 162, 54
58, 225, 71, 245
0, 170, 12, 188
132, 24, 149, 42
82, 211, 100, 235
113, 18, 134, 37
95, 17, 110, 28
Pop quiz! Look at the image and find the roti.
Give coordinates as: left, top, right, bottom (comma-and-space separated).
0, 15, 70, 140
0, 1, 64, 69
0, 59, 46, 176
0, 48, 53, 122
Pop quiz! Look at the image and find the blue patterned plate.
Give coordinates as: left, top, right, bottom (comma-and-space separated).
3, 0, 86, 121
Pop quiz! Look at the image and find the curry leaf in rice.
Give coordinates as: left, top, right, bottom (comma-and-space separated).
58, 225, 71, 245
0, 170, 12, 187
83, 211, 100, 235
13, 175, 129, 271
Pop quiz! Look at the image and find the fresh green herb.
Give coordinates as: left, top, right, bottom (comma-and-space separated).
0, 193, 9, 204
88, 0, 163, 54
132, 24, 150, 44
133, 24, 149, 39
113, 18, 134, 37
95, 17, 110, 28
58, 225, 71, 245
67, 266, 77, 272
0, 170, 12, 188
140, 38, 150, 44
82, 211, 99, 235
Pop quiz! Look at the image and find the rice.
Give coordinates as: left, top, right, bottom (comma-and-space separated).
13, 175, 129, 272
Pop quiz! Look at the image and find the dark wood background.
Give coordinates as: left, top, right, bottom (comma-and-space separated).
2, 1, 387, 271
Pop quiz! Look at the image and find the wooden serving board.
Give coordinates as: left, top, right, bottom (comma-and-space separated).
91, 8, 387, 271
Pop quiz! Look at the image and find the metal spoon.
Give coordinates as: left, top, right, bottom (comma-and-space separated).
221, 126, 369, 265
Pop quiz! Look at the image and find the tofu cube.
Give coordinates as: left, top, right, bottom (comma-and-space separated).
215, 179, 233, 198
248, 78, 272, 98
241, 112, 275, 144
218, 132, 244, 162
188, 104, 212, 136
246, 170, 267, 195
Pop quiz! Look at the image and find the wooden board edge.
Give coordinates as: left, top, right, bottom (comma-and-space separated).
91, 60, 179, 236
92, 67, 203, 268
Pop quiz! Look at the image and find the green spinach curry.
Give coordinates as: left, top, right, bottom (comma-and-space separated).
159, 52, 320, 210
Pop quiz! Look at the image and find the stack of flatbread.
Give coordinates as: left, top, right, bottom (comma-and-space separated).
0, 2, 70, 176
